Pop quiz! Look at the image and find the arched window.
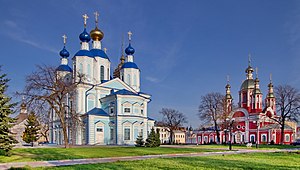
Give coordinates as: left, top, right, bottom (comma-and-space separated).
87, 64, 91, 79
250, 135, 255, 143
133, 74, 137, 86
285, 134, 290, 142
79, 63, 83, 73
262, 134, 267, 142
127, 74, 131, 84
87, 95, 95, 111
100, 66, 104, 81
107, 68, 109, 80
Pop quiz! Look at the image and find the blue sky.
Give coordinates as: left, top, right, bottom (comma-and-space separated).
1, 0, 300, 128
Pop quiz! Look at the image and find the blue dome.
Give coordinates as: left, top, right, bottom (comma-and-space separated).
90, 49, 110, 60
125, 43, 135, 55
56, 65, 72, 72
59, 46, 70, 58
74, 50, 93, 57
121, 62, 139, 69
79, 28, 91, 42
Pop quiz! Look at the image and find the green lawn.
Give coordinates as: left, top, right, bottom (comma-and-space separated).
196, 144, 299, 150
0, 146, 217, 163
31, 151, 300, 170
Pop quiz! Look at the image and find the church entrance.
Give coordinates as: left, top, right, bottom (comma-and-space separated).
96, 123, 104, 144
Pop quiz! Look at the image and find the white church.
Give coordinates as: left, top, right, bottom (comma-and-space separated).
49, 12, 155, 145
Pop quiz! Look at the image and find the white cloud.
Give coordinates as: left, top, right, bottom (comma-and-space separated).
145, 76, 160, 83
2, 20, 58, 54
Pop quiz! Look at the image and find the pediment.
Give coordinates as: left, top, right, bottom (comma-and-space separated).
99, 78, 136, 92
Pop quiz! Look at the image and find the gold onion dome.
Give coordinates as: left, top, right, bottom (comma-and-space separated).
90, 27, 104, 41
21, 102, 26, 108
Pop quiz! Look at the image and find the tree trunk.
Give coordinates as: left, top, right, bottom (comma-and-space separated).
62, 124, 69, 148
280, 120, 285, 145
214, 122, 220, 144
169, 131, 173, 144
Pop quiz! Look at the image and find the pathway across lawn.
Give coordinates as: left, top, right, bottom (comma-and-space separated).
1, 148, 299, 169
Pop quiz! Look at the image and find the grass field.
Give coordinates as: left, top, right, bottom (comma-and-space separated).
22, 151, 299, 170
0, 146, 218, 163
196, 144, 299, 150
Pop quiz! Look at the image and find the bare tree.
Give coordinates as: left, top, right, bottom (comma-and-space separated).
17, 65, 83, 148
159, 108, 187, 144
198, 92, 224, 144
274, 85, 300, 144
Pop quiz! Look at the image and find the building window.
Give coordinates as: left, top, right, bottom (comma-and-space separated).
87, 64, 91, 80
124, 108, 130, 113
204, 136, 208, 143
124, 128, 130, 140
110, 128, 114, 140
141, 109, 144, 115
133, 74, 137, 86
250, 135, 255, 143
140, 129, 143, 137
243, 93, 247, 103
198, 136, 202, 143
100, 65, 104, 81
110, 107, 114, 114
127, 74, 131, 84
261, 134, 267, 142
87, 95, 95, 111
79, 63, 83, 73
285, 134, 290, 142
96, 128, 103, 132
107, 68, 109, 79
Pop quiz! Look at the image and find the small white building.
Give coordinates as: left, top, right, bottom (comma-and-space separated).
11, 102, 28, 146
155, 126, 171, 144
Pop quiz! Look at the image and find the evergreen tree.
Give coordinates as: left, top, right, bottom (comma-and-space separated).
145, 128, 157, 147
135, 135, 145, 147
0, 68, 17, 156
155, 128, 161, 147
22, 112, 40, 147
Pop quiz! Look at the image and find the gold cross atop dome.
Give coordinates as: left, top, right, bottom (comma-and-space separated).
255, 67, 258, 78
62, 34, 67, 45
128, 31, 132, 41
248, 53, 251, 67
83, 14, 89, 27
227, 75, 230, 84
94, 11, 99, 24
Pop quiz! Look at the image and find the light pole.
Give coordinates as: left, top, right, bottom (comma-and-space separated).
256, 120, 260, 148
253, 120, 260, 148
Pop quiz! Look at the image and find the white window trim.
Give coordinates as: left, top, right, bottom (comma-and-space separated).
261, 134, 267, 142
285, 134, 290, 142
124, 127, 131, 141
250, 134, 256, 142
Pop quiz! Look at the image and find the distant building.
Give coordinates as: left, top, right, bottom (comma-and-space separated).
155, 126, 171, 144
185, 127, 197, 144
197, 60, 296, 145
11, 101, 28, 146
173, 130, 186, 144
